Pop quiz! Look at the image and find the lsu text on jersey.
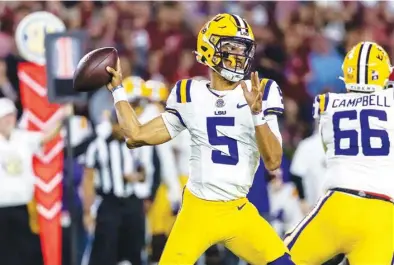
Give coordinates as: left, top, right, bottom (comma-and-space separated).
159, 77, 292, 265
286, 42, 394, 265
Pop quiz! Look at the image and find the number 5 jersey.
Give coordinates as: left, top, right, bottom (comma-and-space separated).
161, 78, 284, 201
314, 89, 394, 199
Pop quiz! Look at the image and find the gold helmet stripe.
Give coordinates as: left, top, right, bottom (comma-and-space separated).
242, 19, 249, 33
231, 14, 241, 33
232, 14, 248, 34
357, 42, 372, 84
235, 14, 245, 27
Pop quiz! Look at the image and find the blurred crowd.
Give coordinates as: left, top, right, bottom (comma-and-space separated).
2, 0, 394, 158
0, 1, 394, 265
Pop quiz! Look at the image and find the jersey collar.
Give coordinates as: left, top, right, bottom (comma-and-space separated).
206, 83, 240, 98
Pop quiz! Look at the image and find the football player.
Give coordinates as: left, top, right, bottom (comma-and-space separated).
106, 13, 294, 265
267, 169, 303, 238
285, 41, 394, 265
142, 79, 183, 264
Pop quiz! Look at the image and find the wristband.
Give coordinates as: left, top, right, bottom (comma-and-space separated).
252, 111, 267, 126
111, 85, 128, 104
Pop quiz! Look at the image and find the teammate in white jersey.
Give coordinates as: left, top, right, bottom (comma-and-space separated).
106, 13, 294, 265
267, 169, 304, 238
142, 80, 183, 263
286, 41, 394, 265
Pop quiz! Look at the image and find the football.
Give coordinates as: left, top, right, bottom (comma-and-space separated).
73, 47, 118, 92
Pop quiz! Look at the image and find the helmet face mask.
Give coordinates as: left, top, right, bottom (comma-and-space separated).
196, 14, 256, 82
213, 37, 255, 82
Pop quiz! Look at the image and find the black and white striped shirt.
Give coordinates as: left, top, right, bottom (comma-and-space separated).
85, 134, 154, 199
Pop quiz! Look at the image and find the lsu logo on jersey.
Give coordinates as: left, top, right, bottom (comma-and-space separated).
15, 11, 66, 65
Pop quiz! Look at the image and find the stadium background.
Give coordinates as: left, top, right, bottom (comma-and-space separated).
1, 1, 393, 265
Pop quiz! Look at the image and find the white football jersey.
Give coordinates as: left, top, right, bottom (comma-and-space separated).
315, 89, 394, 198
139, 103, 182, 204
290, 132, 327, 206
268, 182, 303, 237
161, 78, 284, 201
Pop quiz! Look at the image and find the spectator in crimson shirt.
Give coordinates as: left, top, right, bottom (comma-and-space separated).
0, 4, 15, 36
252, 27, 286, 88
282, 26, 311, 104
146, 2, 206, 84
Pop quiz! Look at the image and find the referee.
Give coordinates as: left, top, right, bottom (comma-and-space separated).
83, 117, 154, 265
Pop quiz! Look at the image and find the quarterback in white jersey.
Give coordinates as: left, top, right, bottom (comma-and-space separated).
286, 41, 394, 265
106, 13, 294, 265
163, 77, 283, 201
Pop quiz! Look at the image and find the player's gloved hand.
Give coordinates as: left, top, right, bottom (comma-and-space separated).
106, 58, 123, 91
240, 71, 263, 114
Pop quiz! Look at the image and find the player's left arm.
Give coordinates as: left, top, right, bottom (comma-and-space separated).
254, 116, 283, 171
241, 72, 283, 171
255, 115, 283, 170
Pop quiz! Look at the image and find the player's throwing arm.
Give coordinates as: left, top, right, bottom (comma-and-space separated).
106, 60, 173, 148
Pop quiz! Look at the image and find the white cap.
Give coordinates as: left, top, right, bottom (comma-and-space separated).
0, 97, 16, 118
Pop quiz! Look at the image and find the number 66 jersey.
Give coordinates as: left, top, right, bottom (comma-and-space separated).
315, 89, 394, 199
161, 78, 283, 201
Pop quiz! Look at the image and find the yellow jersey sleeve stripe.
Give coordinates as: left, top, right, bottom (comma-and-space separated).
176, 79, 192, 103
180, 80, 188, 103
318, 93, 329, 114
